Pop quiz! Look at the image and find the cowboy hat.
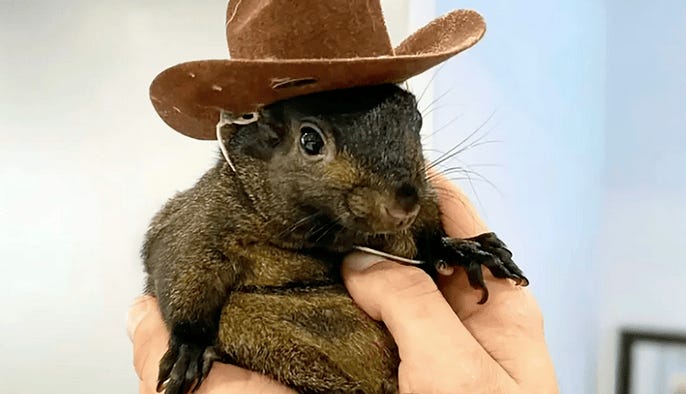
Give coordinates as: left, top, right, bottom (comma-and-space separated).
150, 0, 486, 140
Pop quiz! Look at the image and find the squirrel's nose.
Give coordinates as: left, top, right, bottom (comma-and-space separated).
382, 203, 420, 229
395, 182, 419, 210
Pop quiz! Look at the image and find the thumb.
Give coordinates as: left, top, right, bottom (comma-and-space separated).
341, 252, 441, 322
341, 252, 504, 391
341, 252, 471, 362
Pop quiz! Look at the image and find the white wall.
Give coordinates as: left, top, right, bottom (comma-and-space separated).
597, 1, 686, 392
0, 1, 421, 393
1, 1, 239, 392
432, 1, 606, 393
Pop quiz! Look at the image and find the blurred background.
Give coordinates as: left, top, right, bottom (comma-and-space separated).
1, 0, 685, 393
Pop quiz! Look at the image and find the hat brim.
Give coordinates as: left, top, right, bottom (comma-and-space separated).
150, 9, 485, 140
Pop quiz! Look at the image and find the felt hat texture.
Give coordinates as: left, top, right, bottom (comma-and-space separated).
150, 0, 486, 140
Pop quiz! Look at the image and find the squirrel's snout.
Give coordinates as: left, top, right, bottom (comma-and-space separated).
395, 182, 419, 209
381, 203, 420, 230
379, 182, 421, 230
347, 181, 423, 233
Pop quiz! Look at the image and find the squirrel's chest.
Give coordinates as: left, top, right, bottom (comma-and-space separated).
229, 243, 340, 288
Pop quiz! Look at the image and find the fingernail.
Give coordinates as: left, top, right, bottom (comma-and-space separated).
343, 252, 387, 272
127, 296, 152, 341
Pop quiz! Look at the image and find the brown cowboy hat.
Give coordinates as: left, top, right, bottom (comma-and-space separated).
150, 0, 486, 140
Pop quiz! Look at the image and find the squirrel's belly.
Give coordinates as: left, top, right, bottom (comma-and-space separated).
216, 285, 399, 393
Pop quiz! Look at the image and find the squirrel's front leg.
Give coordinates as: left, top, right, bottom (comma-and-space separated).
413, 197, 529, 304
436, 232, 529, 302
148, 249, 235, 394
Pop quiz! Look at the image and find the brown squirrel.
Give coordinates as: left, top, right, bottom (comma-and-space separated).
142, 84, 528, 394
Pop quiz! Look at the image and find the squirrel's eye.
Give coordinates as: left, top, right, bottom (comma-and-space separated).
299, 123, 325, 156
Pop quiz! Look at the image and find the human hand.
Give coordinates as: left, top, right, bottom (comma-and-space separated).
128, 176, 557, 394
128, 296, 295, 393
341, 175, 559, 393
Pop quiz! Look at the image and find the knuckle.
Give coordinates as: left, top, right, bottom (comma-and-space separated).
380, 264, 438, 300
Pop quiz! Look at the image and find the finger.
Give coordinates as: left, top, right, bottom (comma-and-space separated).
342, 253, 518, 392
438, 271, 558, 393
129, 296, 167, 380
129, 297, 170, 393
430, 173, 558, 391
430, 172, 528, 318
430, 170, 488, 238
195, 363, 296, 394
128, 295, 153, 341
431, 176, 557, 391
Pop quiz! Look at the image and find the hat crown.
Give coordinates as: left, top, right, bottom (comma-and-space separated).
226, 0, 394, 60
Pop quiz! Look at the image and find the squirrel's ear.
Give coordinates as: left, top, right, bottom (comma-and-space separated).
238, 122, 282, 162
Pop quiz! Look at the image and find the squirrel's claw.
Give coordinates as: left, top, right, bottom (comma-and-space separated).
437, 232, 529, 304
192, 347, 221, 392
157, 340, 219, 394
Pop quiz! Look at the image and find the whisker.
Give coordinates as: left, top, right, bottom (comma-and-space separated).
425, 109, 499, 171
312, 214, 345, 244
429, 167, 503, 195
420, 103, 462, 120
426, 162, 503, 179
431, 183, 483, 225
461, 168, 487, 215
422, 113, 464, 145
428, 188, 468, 229
274, 211, 322, 240
415, 63, 447, 105
427, 139, 500, 173
420, 88, 453, 115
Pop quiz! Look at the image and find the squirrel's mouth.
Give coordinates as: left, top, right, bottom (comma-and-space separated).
291, 213, 401, 252
344, 184, 422, 235
287, 197, 420, 250
347, 213, 416, 235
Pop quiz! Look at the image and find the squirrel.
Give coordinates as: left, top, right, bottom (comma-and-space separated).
142, 83, 528, 394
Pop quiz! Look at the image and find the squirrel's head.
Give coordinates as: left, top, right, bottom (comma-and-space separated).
224, 84, 430, 249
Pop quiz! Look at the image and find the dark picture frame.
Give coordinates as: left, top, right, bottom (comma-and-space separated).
617, 329, 686, 394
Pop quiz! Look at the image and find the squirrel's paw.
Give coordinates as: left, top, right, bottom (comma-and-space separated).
435, 232, 529, 304
157, 339, 220, 394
